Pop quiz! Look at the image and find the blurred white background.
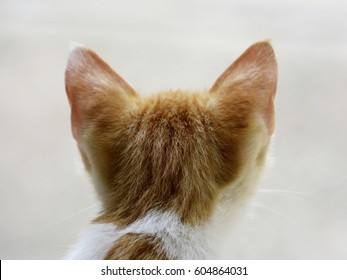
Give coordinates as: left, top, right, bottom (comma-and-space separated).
0, 0, 346, 259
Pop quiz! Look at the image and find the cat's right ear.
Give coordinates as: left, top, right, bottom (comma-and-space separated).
65, 45, 137, 140
210, 41, 277, 134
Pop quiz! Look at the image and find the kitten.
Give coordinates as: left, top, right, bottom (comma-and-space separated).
64, 41, 277, 259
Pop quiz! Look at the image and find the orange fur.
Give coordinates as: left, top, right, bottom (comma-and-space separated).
65, 41, 278, 259
104, 233, 167, 260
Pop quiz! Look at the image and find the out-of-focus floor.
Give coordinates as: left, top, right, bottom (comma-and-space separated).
1, 0, 346, 259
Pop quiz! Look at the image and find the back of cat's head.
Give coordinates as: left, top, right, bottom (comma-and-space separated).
65, 41, 277, 228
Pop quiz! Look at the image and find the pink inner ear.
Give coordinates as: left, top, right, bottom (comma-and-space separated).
70, 103, 83, 140
264, 96, 275, 135
65, 78, 83, 140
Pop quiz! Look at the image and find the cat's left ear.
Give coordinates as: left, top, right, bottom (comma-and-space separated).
210, 41, 277, 134
65, 45, 137, 140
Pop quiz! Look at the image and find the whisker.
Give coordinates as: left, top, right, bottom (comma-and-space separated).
253, 202, 304, 230
244, 210, 279, 235
258, 189, 311, 196
47, 205, 99, 228
252, 216, 278, 235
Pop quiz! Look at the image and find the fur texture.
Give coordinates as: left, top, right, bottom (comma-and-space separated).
64, 41, 278, 259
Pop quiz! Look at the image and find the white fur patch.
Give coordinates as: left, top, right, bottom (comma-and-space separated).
65, 210, 209, 260
126, 210, 209, 259
64, 223, 120, 260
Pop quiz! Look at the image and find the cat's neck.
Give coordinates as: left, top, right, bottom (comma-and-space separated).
66, 209, 220, 259
123, 210, 211, 259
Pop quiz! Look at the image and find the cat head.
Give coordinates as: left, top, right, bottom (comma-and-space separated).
65, 41, 277, 226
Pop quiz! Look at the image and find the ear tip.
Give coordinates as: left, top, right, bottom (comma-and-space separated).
65, 43, 89, 81
67, 42, 92, 61
69, 41, 87, 51
257, 39, 273, 46
249, 40, 277, 71
252, 40, 275, 55
66, 42, 97, 72
210, 40, 277, 93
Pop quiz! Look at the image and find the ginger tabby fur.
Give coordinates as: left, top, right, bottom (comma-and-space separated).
64, 41, 277, 259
